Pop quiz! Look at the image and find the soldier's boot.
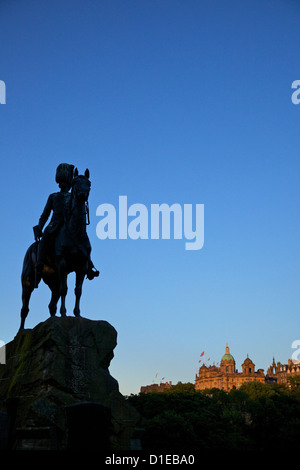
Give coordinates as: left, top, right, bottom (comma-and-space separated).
87, 260, 100, 280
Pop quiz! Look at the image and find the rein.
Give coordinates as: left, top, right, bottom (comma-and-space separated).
66, 182, 90, 230
85, 200, 90, 226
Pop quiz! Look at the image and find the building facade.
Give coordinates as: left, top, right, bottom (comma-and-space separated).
195, 344, 265, 392
140, 381, 173, 394
266, 357, 300, 385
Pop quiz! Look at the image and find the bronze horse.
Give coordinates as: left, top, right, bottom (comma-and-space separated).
20, 169, 92, 330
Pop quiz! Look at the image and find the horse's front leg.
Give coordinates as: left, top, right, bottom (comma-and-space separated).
48, 281, 60, 317
74, 270, 85, 317
60, 275, 68, 316
58, 260, 68, 317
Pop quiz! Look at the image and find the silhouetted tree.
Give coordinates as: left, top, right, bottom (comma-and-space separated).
127, 381, 300, 450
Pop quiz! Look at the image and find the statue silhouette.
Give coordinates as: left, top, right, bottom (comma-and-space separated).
20, 164, 99, 330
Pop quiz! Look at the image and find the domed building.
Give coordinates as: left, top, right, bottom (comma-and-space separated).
220, 343, 236, 374
195, 343, 265, 392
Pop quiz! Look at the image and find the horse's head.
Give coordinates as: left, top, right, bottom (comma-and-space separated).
72, 168, 91, 203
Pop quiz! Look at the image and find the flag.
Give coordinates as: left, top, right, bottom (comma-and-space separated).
198, 359, 201, 363
161, 377, 165, 381
200, 351, 205, 357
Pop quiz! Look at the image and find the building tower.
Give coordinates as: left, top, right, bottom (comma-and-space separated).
220, 343, 235, 374
242, 354, 255, 375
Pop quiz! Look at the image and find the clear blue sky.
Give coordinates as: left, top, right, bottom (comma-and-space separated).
0, 0, 299, 395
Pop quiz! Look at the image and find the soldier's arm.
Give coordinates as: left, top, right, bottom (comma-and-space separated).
38, 194, 53, 231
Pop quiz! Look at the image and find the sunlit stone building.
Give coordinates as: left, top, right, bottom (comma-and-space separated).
140, 381, 173, 394
195, 343, 265, 392
266, 357, 300, 385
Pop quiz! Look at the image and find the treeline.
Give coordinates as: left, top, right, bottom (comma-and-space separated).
126, 378, 300, 451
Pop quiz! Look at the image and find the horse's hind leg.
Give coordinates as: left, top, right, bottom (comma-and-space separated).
74, 270, 85, 317
20, 279, 34, 330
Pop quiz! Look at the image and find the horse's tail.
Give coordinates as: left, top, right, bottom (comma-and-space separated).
21, 242, 37, 287
20, 242, 38, 330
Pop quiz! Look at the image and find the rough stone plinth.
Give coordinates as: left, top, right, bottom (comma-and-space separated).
0, 316, 138, 450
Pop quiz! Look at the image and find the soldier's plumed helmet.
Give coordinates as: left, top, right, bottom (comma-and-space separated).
55, 163, 75, 190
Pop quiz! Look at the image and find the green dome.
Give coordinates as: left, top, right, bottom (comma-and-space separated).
221, 344, 235, 362
221, 353, 235, 362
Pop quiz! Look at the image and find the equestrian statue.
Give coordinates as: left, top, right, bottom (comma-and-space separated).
19, 163, 99, 330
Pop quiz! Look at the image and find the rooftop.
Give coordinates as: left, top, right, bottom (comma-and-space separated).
221, 343, 235, 363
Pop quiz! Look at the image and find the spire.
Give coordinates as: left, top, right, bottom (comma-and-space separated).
225, 343, 230, 355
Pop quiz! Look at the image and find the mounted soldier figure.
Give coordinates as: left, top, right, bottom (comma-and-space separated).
34, 163, 99, 280
20, 164, 99, 330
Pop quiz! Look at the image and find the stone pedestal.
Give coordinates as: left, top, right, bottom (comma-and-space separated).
0, 316, 139, 450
